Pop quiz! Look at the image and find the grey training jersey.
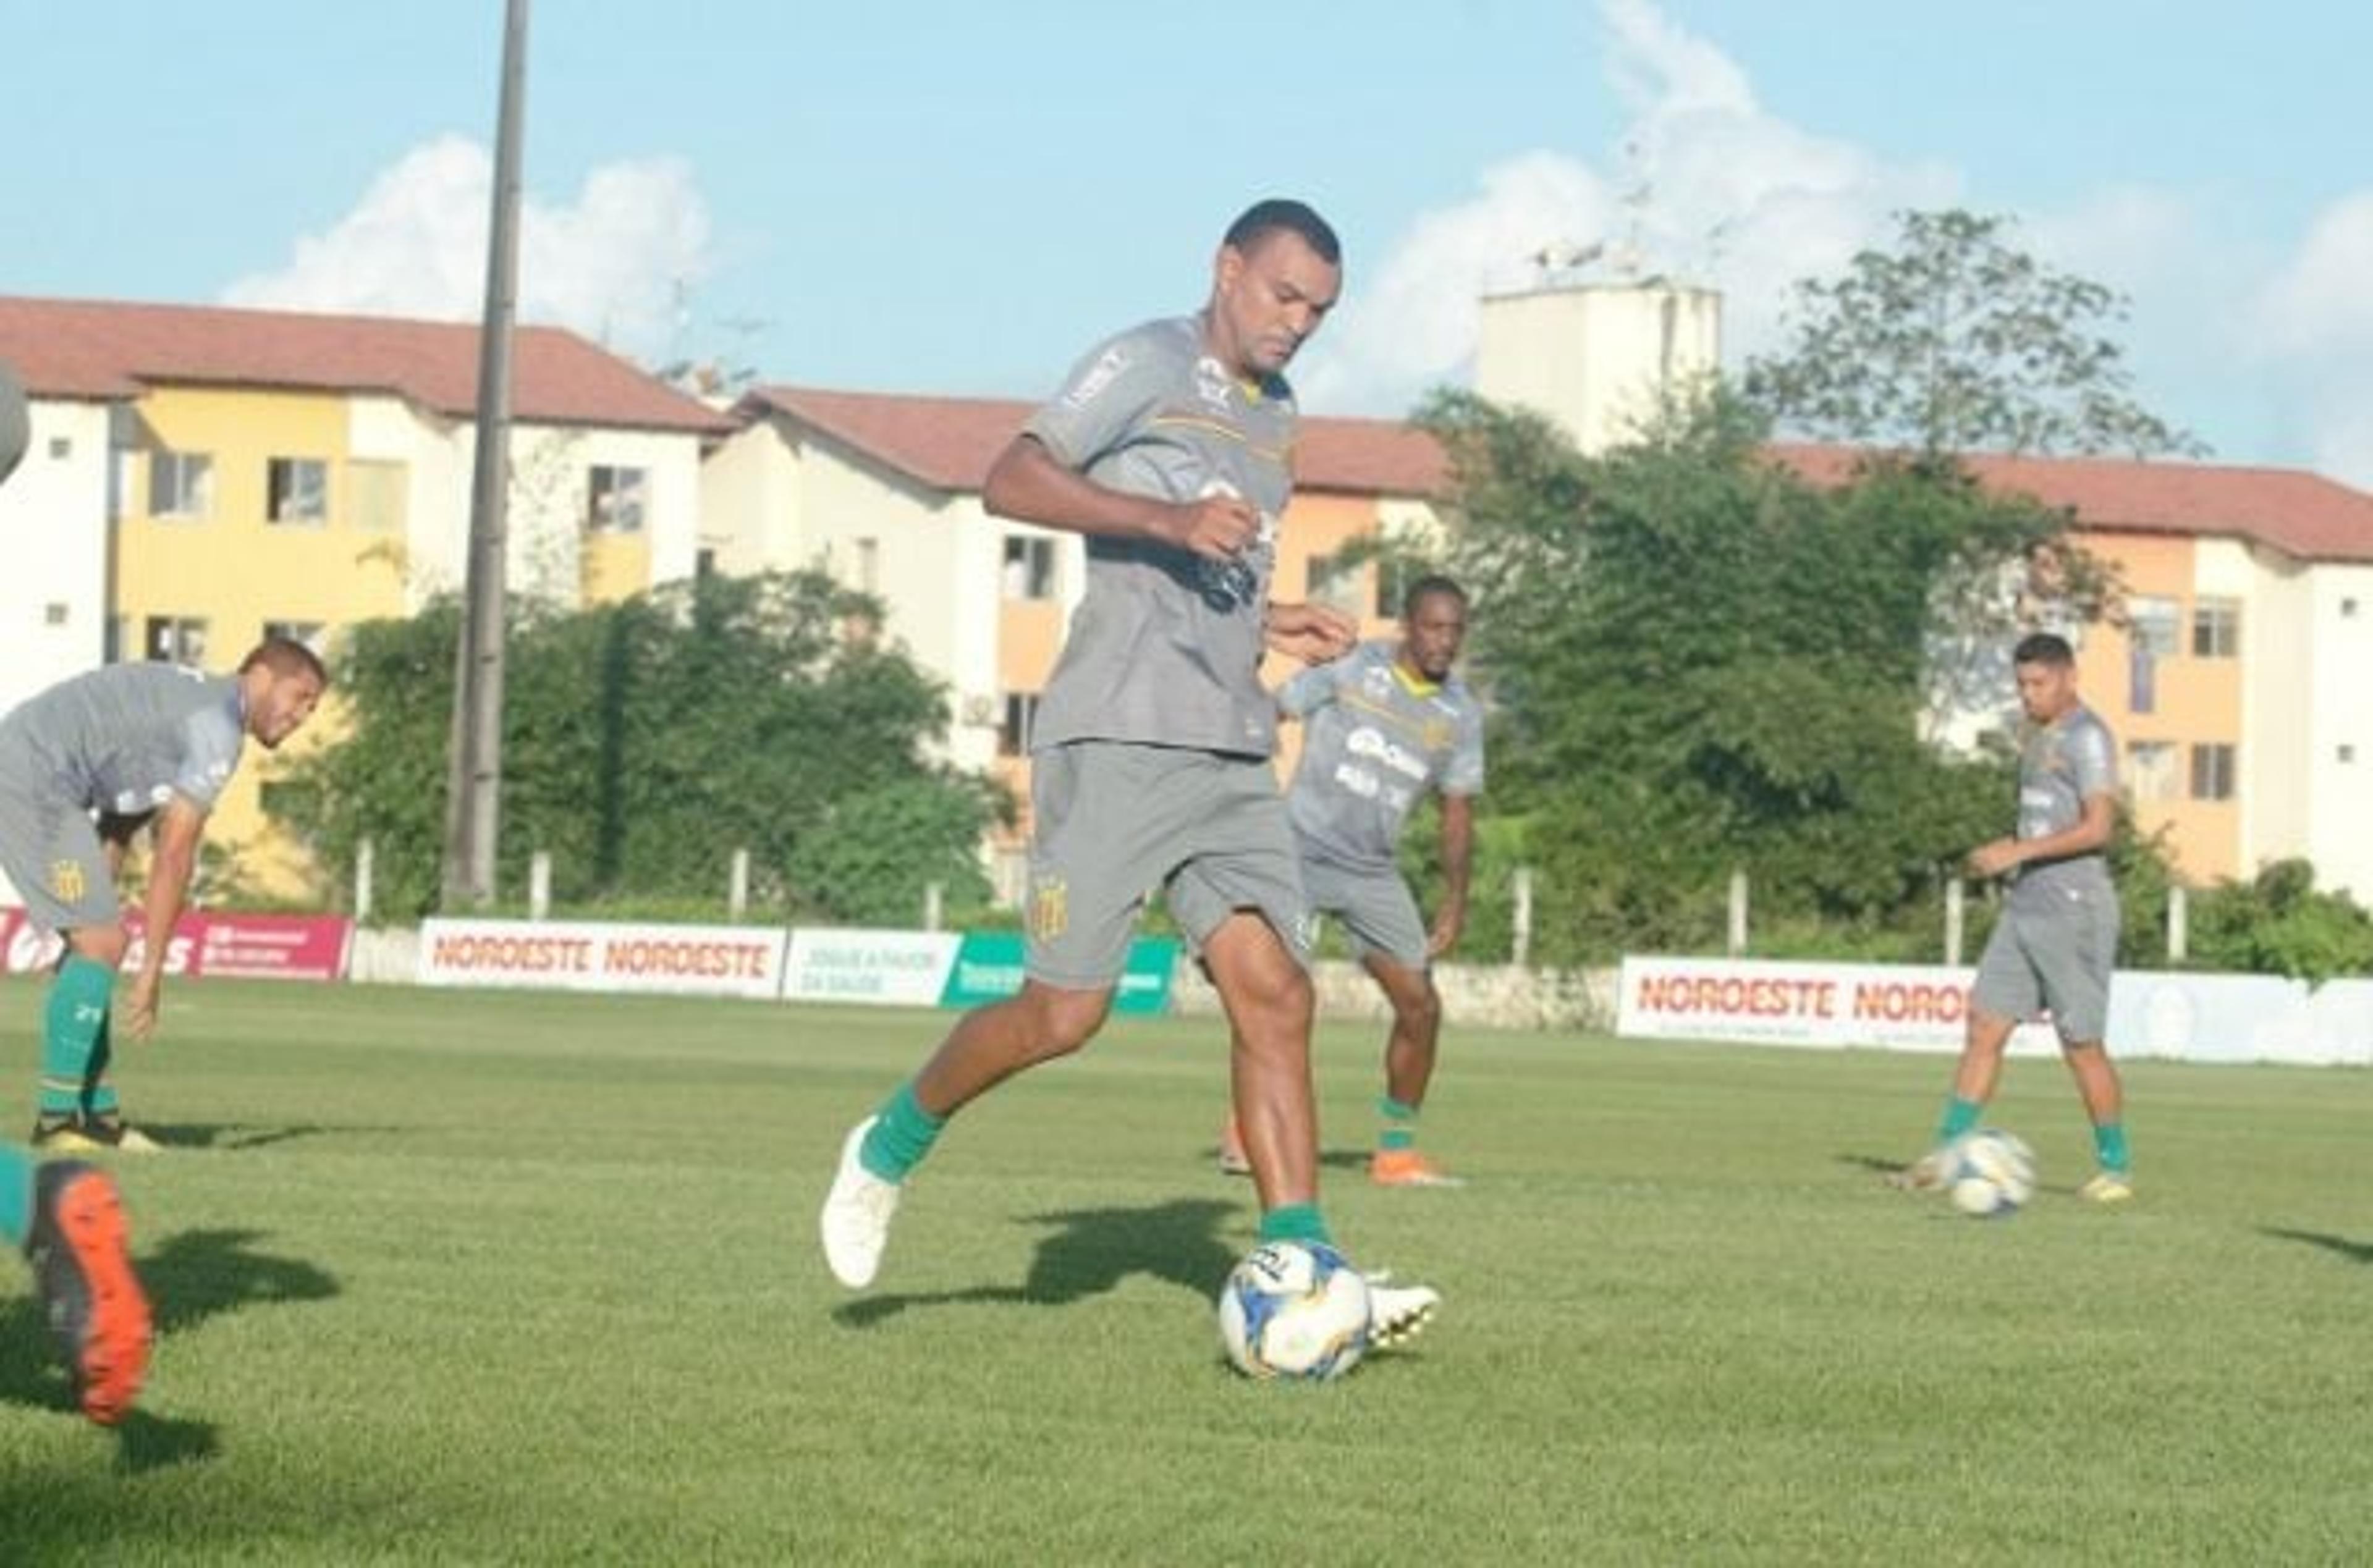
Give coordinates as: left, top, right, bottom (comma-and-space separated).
0, 664, 246, 817
1022, 315, 1298, 758
1281, 639, 1485, 870
2007, 701, 2117, 910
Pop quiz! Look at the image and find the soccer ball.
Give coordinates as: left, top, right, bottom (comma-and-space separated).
1216, 1241, 1372, 1381
1947, 1130, 2037, 1218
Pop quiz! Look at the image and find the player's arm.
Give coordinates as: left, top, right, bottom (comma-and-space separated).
1262, 602, 1355, 665
1966, 790, 2115, 879
1429, 791, 1477, 957
983, 435, 1258, 559
121, 793, 208, 1042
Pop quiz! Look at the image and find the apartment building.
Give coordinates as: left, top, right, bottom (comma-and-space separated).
0, 296, 729, 895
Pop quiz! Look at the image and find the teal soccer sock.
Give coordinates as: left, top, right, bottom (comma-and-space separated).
1377, 1095, 1418, 1153
1256, 1202, 1334, 1248
40, 958, 115, 1118
1935, 1095, 1984, 1146
0, 1146, 30, 1250
2093, 1121, 2131, 1174
82, 1014, 119, 1116
858, 1081, 945, 1183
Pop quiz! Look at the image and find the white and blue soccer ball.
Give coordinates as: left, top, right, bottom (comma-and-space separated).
1947, 1129, 2038, 1218
1216, 1241, 1372, 1381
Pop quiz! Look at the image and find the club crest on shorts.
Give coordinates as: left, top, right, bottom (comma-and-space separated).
1028, 875, 1069, 941
49, 859, 85, 904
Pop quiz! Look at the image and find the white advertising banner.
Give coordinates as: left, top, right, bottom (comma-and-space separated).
1618, 955, 2362, 1064
781, 928, 962, 1006
418, 918, 788, 1000
1618, 955, 2061, 1056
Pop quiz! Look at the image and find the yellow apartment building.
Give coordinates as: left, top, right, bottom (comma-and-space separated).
0, 296, 730, 899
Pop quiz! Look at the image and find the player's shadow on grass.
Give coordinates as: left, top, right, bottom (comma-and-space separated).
833, 1197, 1238, 1329
2260, 1226, 2373, 1266
142, 1121, 394, 1153
0, 1226, 337, 1470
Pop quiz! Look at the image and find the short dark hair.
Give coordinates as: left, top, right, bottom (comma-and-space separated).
241, 636, 331, 687
1223, 199, 1340, 266
2011, 631, 2075, 668
1403, 574, 1468, 619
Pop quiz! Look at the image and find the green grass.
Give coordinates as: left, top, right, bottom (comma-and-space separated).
1, 977, 2369, 1564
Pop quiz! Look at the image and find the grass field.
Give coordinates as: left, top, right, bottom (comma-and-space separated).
1, 976, 2369, 1565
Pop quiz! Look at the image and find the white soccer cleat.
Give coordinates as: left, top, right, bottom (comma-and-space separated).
1363, 1273, 1440, 1349
819, 1116, 902, 1289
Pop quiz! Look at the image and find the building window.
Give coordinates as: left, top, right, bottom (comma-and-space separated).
2127, 741, 2180, 804
48, 436, 70, 460
1002, 535, 1057, 600
2189, 743, 2236, 802
150, 451, 215, 519
43, 602, 69, 627
586, 465, 648, 534
2344, 598, 2360, 618
2191, 598, 2240, 658
263, 620, 327, 652
2341, 744, 2358, 765
695, 548, 716, 580
999, 693, 1040, 757
144, 615, 209, 665
347, 459, 408, 533
267, 457, 329, 525
852, 537, 879, 594
2127, 594, 2180, 714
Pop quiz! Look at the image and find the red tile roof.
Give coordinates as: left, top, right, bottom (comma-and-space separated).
0, 295, 730, 435
742, 386, 1447, 499
1770, 442, 2373, 564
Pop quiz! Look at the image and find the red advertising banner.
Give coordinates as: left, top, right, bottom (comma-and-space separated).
0, 908, 351, 982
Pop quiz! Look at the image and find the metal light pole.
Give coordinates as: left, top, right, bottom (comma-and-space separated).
442, 0, 529, 909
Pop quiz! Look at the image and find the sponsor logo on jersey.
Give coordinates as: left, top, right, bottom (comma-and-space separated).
48, 859, 85, 904
1028, 875, 1069, 942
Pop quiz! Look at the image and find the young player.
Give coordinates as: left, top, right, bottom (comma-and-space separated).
819, 200, 1440, 1344
1218, 576, 1484, 1185
1897, 631, 2134, 1202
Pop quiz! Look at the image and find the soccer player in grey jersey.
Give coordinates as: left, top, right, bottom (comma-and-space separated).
821, 200, 1440, 1347
2, 646, 328, 1151
1898, 632, 2134, 1203
0, 360, 160, 1420
1219, 577, 1484, 1186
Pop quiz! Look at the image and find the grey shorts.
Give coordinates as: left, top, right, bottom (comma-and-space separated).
1971, 888, 2119, 1045
1025, 741, 1312, 989
0, 775, 119, 935
1299, 848, 1429, 971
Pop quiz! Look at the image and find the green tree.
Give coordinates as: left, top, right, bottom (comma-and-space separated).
1743, 209, 2204, 460
273, 570, 1005, 925
1418, 387, 2116, 963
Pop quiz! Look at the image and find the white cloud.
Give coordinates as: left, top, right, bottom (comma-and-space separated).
1297, 0, 1953, 419
2248, 191, 2373, 486
223, 135, 711, 364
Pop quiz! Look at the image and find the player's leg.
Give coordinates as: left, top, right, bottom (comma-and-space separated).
1896, 911, 2034, 1188
2043, 891, 2131, 1202
1169, 763, 1438, 1344
0, 798, 130, 1151
1335, 869, 1457, 1186
819, 742, 1165, 1289
1, 1144, 151, 1423
75, 814, 159, 1150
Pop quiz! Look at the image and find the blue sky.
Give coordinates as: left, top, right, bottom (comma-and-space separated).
9, 1, 2371, 480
